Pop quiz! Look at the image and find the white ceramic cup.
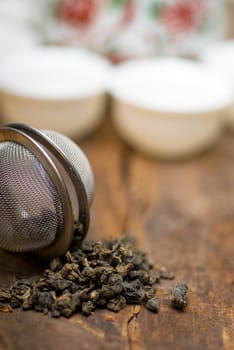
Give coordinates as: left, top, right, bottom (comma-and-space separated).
201, 40, 234, 130
109, 58, 233, 158
0, 47, 110, 138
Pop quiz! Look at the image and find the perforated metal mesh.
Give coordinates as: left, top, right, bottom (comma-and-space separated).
44, 130, 94, 206
0, 141, 63, 252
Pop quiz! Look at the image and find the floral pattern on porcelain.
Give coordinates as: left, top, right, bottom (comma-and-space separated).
43, 0, 226, 61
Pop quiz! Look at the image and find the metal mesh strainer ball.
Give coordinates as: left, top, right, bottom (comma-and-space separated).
0, 123, 94, 259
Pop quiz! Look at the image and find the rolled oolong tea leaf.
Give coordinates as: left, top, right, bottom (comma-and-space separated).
146, 296, 160, 313
170, 283, 188, 310
0, 302, 12, 313
123, 281, 145, 304
0, 236, 182, 318
0, 288, 11, 302
107, 296, 126, 312
82, 301, 95, 316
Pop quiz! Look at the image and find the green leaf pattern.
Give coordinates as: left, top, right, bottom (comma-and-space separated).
111, 0, 127, 7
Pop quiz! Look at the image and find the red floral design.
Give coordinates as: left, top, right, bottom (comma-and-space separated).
121, 0, 136, 25
161, 0, 206, 34
59, 0, 97, 26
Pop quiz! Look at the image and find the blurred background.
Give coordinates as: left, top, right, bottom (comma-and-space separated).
0, 0, 231, 60
0, 0, 234, 159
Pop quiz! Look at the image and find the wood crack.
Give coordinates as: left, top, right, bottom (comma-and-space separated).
126, 306, 141, 350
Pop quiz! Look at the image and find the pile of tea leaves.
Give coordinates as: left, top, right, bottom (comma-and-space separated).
0, 236, 186, 318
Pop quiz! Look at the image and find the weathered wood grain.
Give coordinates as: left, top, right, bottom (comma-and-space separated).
0, 121, 233, 350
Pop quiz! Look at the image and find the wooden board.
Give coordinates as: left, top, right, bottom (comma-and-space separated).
0, 121, 233, 350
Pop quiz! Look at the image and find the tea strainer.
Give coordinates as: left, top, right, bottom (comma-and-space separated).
0, 123, 94, 259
